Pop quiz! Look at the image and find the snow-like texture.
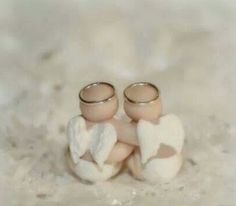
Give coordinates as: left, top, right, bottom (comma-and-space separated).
0, 0, 235, 205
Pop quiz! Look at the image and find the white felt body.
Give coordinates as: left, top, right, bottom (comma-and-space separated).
67, 152, 122, 182
129, 114, 185, 181
127, 149, 183, 182
137, 114, 185, 164
67, 115, 120, 182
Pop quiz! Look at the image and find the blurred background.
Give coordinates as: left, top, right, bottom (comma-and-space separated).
0, 0, 235, 205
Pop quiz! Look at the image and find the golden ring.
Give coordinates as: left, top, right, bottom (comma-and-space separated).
123, 82, 160, 105
79, 82, 116, 104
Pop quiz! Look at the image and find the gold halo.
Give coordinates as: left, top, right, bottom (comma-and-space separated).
123, 82, 160, 105
79, 82, 116, 104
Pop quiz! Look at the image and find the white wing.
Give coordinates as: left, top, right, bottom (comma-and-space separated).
137, 120, 161, 164
67, 116, 90, 164
156, 114, 185, 153
89, 123, 117, 167
137, 114, 185, 164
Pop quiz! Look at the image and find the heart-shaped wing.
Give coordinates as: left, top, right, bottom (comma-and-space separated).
89, 123, 117, 168
156, 114, 185, 153
67, 116, 91, 164
137, 120, 161, 164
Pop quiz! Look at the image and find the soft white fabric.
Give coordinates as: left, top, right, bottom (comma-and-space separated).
67, 115, 119, 181
133, 114, 185, 181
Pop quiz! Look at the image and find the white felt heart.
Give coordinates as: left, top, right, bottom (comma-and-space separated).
67, 116, 91, 164
89, 123, 117, 168
137, 120, 161, 164
137, 114, 185, 164
156, 114, 185, 153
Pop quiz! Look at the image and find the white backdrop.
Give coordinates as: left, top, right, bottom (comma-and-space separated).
0, 0, 235, 205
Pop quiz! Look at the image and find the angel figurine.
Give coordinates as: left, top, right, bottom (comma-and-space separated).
67, 82, 133, 182
120, 82, 185, 182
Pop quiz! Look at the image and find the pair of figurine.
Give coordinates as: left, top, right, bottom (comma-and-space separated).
67, 82, 185, 183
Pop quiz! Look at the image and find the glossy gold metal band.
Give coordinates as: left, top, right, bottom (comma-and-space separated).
123, 82, 160, 105
79, 82, 116, 104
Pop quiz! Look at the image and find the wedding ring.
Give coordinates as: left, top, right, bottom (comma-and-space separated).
79, 82, 116, 104
123, 82, 160, 105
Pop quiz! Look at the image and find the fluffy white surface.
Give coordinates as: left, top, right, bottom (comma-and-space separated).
0, 0, 236, 205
